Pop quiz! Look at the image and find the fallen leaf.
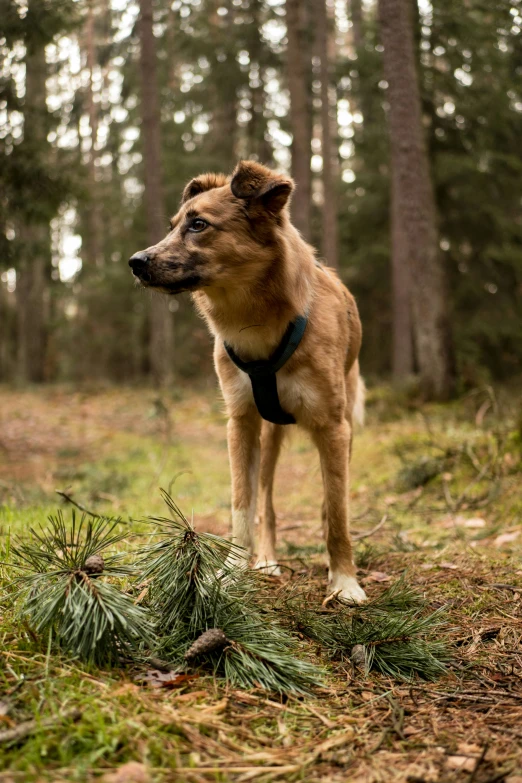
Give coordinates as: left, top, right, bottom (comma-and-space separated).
457, 742, 482, 755
139, 669, 199, 689
494, 530, 520, 547
403, 726, 422, 737
461, 516, 486, 528
446, 755, 476, 772
101, 762, 150, 783
362, 571, 392, 584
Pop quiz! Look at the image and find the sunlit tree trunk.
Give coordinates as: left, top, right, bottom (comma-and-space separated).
378, 0, 455, 399
286, 0, 312, 239
138, 0, 174, 386
316, 0, 338, 268
17, 10, 49, 384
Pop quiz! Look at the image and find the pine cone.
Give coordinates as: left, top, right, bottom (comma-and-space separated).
351, 644, 367, 670
184, 628, 228, 660
83, 554, 105, 576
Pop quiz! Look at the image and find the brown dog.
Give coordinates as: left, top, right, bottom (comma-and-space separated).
129, 161, 366, 602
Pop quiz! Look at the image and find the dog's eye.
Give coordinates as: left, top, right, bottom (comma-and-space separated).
188, 218, 208, 233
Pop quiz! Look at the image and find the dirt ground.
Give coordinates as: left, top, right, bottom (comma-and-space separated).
1, 384, 521, 782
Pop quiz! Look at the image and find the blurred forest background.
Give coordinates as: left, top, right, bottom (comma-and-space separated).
0, 0, 521, 397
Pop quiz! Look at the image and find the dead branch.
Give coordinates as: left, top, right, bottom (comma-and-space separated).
353, 515, 387, 541
0, 708, 82, 745
55, 489, 100, 518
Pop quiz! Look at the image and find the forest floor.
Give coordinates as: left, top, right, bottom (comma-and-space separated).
0, 383, 522, 783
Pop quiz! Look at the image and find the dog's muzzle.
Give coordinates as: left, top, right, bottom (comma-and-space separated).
129, 251, 151, 282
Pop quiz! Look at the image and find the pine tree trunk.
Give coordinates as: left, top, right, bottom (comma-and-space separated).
248, 0, 272, 164
286, 0, 312, 240
316, 0, 338, 268
378, 0, 455, 399
350, 0, 373, 126
350, 0, 363, 50
391, 166, 414, 379
83, 0, 104, 268
17, 17, 49, 384
138, 0, 174, 386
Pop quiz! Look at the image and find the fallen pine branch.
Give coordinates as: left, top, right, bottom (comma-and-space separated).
0, 708, 82, 745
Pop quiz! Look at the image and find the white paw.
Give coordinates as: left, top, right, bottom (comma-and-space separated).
328, 572, 367, 604
254, 559, 282, 576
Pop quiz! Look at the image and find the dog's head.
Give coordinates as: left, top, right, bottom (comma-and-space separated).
129, 161, 294, 294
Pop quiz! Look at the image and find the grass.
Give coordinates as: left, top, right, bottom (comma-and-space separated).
1, 383, 522, 782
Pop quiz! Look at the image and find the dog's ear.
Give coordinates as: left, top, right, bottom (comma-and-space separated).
230, 161, 294, 215
181, 173, 228, 204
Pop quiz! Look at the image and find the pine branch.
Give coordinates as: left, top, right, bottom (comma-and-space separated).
138, 491, 322, 694
9, 511, 154, 665
280, 580, 449, 681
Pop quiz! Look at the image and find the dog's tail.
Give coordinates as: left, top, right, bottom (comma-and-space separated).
353, 374, 366, 428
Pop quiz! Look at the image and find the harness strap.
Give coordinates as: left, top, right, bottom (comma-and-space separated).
224, 314, 308, 425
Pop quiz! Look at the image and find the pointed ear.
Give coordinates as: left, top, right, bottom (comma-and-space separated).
230, 161, 294, 215
181, 173, 228, 204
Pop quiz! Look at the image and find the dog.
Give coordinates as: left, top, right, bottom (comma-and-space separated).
129, 160, 367, 603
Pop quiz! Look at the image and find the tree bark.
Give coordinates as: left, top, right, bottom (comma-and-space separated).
316, 0, 338, 268
378, 0, 455, 399
391, 166, 414, 379
17, 10, 49, 384
248, 0, 273, 164
83, 0, 104, 268
286, 0, 312, 240
138, 0, 174, 386
350, 0, 363, 50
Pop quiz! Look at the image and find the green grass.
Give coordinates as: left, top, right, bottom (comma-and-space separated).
1, 383, 521, 781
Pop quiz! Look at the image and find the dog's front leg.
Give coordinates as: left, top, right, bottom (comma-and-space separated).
227, 412, 261, 562
313, 420, 367, 603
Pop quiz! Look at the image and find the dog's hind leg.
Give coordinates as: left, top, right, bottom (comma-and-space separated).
313, 420, 367, 603
227, 412, 261, 563
255, 421, 284, 575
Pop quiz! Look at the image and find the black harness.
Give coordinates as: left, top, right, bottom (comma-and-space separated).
224, 314, 308, 425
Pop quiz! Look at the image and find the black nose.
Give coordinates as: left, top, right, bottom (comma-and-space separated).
129, 251, 150, 275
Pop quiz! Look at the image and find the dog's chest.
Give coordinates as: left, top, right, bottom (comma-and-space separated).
225, 365, 319, 421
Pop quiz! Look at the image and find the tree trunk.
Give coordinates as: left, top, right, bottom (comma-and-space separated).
350, 0, 373, 126
17, 14, 49, 384
248, 0, 273, 164
391, 166, 414, 379
378, 0, 455, 399
350, 0, 363, 50
316, 0, 338, 268
286, 0, 312, 240
83, 0, 104, 268
138, 0, 174, 386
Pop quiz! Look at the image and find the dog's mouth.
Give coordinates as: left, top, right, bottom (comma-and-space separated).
133, 271, 204, 295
